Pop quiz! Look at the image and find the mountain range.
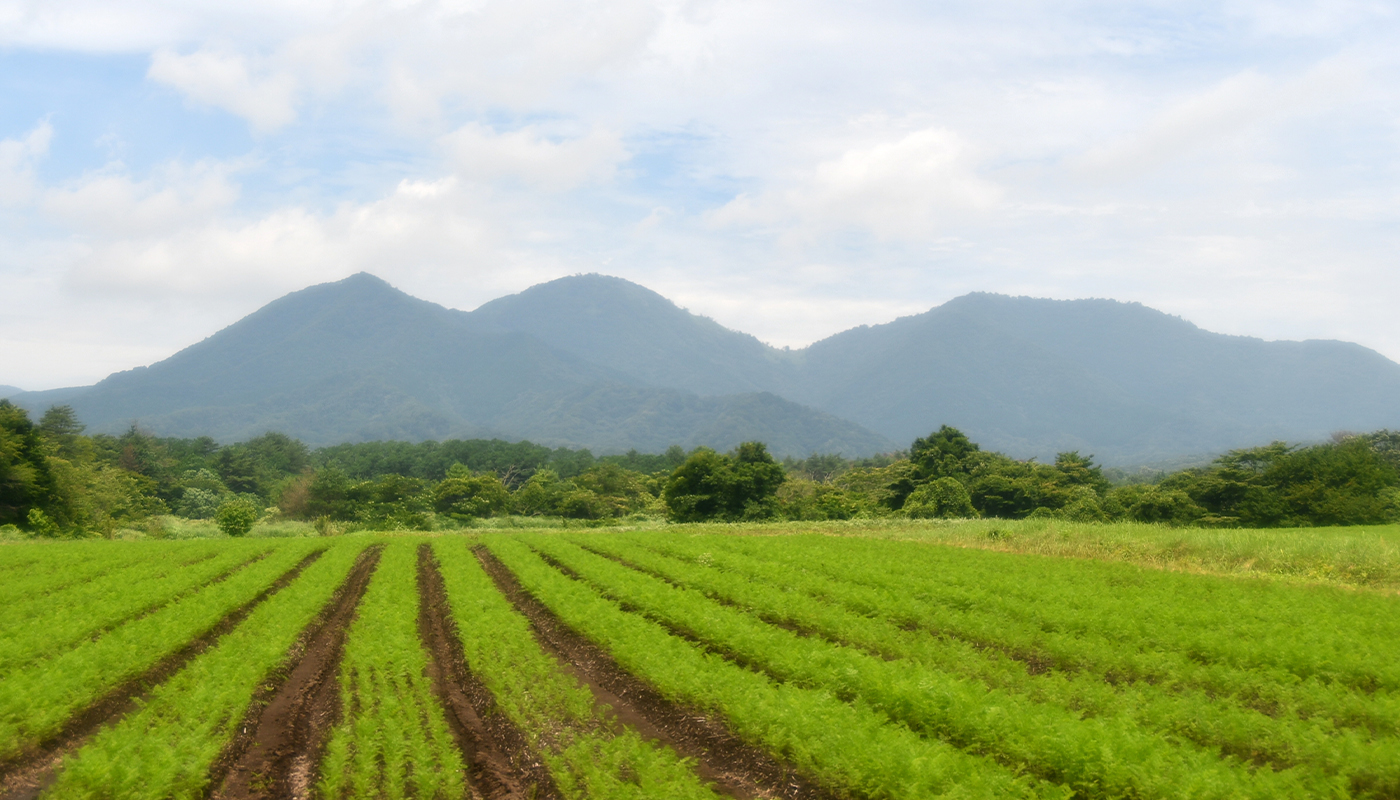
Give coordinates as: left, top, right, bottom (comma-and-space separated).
9, 273, 1400, 464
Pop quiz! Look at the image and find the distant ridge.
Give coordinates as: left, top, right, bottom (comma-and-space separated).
11, 273, 1400, 462
0, 385, 21, 400
10, 274, 889, 457
472, 274, 799, 396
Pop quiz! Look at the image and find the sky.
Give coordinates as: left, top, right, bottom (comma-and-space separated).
1, 0, 1398, 390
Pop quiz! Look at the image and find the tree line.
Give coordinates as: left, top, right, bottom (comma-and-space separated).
2, 400, 1397, 537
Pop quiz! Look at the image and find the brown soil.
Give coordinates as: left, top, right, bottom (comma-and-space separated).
474, 546, 841, 800
209, 545, 384, 800
0, 549, 327, 800
416, 543, 562, 800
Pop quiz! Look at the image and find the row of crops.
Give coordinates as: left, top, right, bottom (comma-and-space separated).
1, 530, 1397, 799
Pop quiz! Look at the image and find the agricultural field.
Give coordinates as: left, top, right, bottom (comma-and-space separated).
0, 523, 1398, 799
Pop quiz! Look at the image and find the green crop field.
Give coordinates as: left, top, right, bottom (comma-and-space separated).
1, 523, 1398, 799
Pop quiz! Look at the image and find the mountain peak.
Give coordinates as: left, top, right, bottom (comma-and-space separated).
471, 274, 794, 396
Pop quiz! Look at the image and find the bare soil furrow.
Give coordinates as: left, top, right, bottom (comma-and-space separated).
476, 546, 839, 800
0, 549, 327, 800
417, 543, 561, 800
209, 545, 384, 800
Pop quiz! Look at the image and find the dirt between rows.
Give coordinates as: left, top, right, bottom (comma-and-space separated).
416, 544, 562, 800
209, 544, 384, 800
0, 549, 328, 800
474, 546, 841, 800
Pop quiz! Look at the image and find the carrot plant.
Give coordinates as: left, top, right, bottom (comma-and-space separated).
430, 539, 723, 800
0, 542, 269, 674
588, 533, 1400, 798
0, 539, 233, 607
487, 535, 1058, 800
44, 541, 371, 799
535, 535, 1329, 800
317, 540, 465, 800
705, 532, 1400, 690
0, 539, 323, 761
690, 532, 1400, 734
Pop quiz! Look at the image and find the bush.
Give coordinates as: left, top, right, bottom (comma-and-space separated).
313, 515, 345, 536
215, 497, 259, 537
26, 508, 60, 537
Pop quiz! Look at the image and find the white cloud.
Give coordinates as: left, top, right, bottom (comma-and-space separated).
43, 160, 241, 236
148, 48, 299, 132
440, 123, 627, 190
1076, 58, 1365, 178
0, 121, 52, 206
710, 126, 1001, 240
46, 169, 586, 318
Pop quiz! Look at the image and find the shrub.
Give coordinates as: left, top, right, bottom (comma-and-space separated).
26, 508, 60, 537
214, 497, 259, 537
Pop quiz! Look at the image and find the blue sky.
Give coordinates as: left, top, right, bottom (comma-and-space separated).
2, 0, 1398, 390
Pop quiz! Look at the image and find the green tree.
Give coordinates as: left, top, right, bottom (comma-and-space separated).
1161, 438, 1399, 527
910, 425, 981, 481
513, 469, 563, 516
834, 460, 917, 515
554, 488, 610, 519
175, 469, 232, 519
433, 473, 509, 519
903, 477, 977, 519
0, 401, 58, 529
1109, 484, 1204, 525
574, 463, 652, 517
38, 405, 87, 459
1053, 451, 1111, 494
662, 443, 785, 522
776, 479, 859, 521
304, 465, 355, 520
662, 448, 733, 522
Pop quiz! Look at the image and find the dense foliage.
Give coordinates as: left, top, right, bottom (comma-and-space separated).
2, 399, 1396, 537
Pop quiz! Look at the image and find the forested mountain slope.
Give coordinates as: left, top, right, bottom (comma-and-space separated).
8, 274, 888, 456
792, 293, 1400, 460
471, 274, 800, 396
462, 276, 1400, 462
10, 273, 1399, 462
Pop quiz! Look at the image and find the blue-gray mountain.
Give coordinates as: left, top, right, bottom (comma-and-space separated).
12, 273, 1400, 463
